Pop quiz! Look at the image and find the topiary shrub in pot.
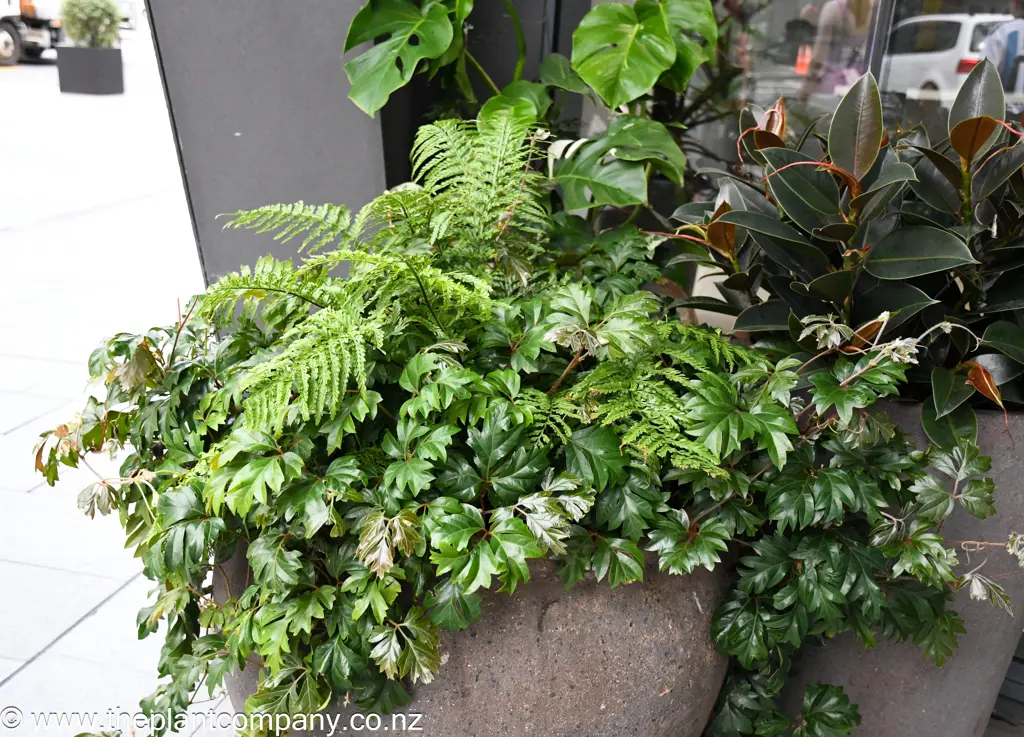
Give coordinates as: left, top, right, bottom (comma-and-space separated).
670, 62, 1024, 736
57, 0, 122, 95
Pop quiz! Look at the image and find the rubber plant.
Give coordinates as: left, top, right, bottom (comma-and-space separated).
670, 61, 1024, 446
341, 0, 748, 216
664, 62, 1024, 732
33, 113, 1011, 737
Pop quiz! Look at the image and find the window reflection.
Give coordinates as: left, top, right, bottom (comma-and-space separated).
740, 0, 1024, 136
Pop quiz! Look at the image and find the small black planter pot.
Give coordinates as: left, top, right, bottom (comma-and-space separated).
56, 46, 123, 95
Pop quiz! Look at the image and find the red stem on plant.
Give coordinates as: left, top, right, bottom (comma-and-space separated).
548, 350, 583, 395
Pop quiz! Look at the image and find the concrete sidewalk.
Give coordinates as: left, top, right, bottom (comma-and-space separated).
0, 23, 214, 735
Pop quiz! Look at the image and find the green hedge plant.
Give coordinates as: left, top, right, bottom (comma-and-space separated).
35, 113, 1016, 737
61, 0, 121, 48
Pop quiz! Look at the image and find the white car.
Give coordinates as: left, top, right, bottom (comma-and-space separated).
881, 13, 1014, 105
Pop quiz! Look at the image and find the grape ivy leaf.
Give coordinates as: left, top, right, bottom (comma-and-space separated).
565, 426, 628, 491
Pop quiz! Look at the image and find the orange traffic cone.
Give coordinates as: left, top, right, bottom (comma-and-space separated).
794, 45, 812, 76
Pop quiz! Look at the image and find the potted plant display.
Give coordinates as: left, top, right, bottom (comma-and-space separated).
673, 62, 1024, 736
32, 1, 1024, 735
57, 0, 122, 95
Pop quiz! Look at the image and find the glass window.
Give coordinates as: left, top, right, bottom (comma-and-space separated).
972, 21, 1002, 50
887, 21, 962, 54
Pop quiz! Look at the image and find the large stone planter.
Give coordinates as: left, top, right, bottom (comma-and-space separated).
217, 553, 728, 737
784, 402, 1024, 737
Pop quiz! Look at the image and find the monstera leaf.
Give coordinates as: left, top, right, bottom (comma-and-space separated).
636, 0, 718, 91
571, 2, 676, 108
344, 0, 454, 116
556, 116, 686, 209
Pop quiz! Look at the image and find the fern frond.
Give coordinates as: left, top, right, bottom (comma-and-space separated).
412, 114, 549, 246
200, 255, 336, 325
412, 120, 474, 194
518, 388, 587, 447
222, 202, 352, 253
242, 309, 383, 434
664, 323, 760, 370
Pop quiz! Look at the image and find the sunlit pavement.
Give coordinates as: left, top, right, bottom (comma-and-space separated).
0, 24, 216, 735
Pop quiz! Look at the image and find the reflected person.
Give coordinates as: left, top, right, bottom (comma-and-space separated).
802, 0, 873, 97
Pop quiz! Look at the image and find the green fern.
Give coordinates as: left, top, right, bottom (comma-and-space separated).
200, 255, 336, 325
519, 388, 587, 447
662, 323, 760, 371
567, 344, 724, 476
242, 309, 383, 433
222, 202, 352, 253
412, 114, 549, 254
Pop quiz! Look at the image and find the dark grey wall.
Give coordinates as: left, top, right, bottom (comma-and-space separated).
147, 0, 385, 284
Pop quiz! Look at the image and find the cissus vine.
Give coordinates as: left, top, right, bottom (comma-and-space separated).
35, 111, 1016, 737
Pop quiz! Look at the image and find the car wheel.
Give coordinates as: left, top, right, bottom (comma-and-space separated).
0, 22, 22, 66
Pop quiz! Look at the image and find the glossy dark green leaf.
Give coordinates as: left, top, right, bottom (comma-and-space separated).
921, 400, 977, 450
911, 153, 962, 213
865, 226, 976, 279
667, 297, 742, 316
344, 0, 454, 117
570, 2, 676, 108
980, 273, 1024, 313
948, 60, 1005, 158
761, 148, 842, 233
931, 366, 975, 419
539, 52, 588, 93
975, 141, 1024, 200
718, 211, 827, 279
852, 280, 938, 329
850, 161, 916, 212
794, 684, 861, 737
983, 321, 1024, 364
806, 270, 856, 303
813, 222, 858, 241
909, 145, 963, 189
828, 73, 883, 182
734, 302, 791, 332
565, 426, 627, 491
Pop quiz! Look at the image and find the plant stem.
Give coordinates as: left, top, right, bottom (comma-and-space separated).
405, 262, 445, 332
549, 350, 583, 394
464, 50, 502, 97
501, 0, 527, 83
961, 163, 974, 229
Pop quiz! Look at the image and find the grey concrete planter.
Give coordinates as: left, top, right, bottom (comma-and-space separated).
784, 402, 1024, 737
56, 46, 123, 95
217, 553, 728, 737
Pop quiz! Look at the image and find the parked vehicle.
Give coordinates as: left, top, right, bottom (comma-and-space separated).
0, 0, 63, 65
881, 13, 1013, 104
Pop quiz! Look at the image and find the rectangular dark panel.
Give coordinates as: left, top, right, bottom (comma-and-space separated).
146, 0, 385, 284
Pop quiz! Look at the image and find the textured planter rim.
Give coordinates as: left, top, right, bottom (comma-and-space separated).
783, 400, 1024, 737
215, 551, 729, 737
